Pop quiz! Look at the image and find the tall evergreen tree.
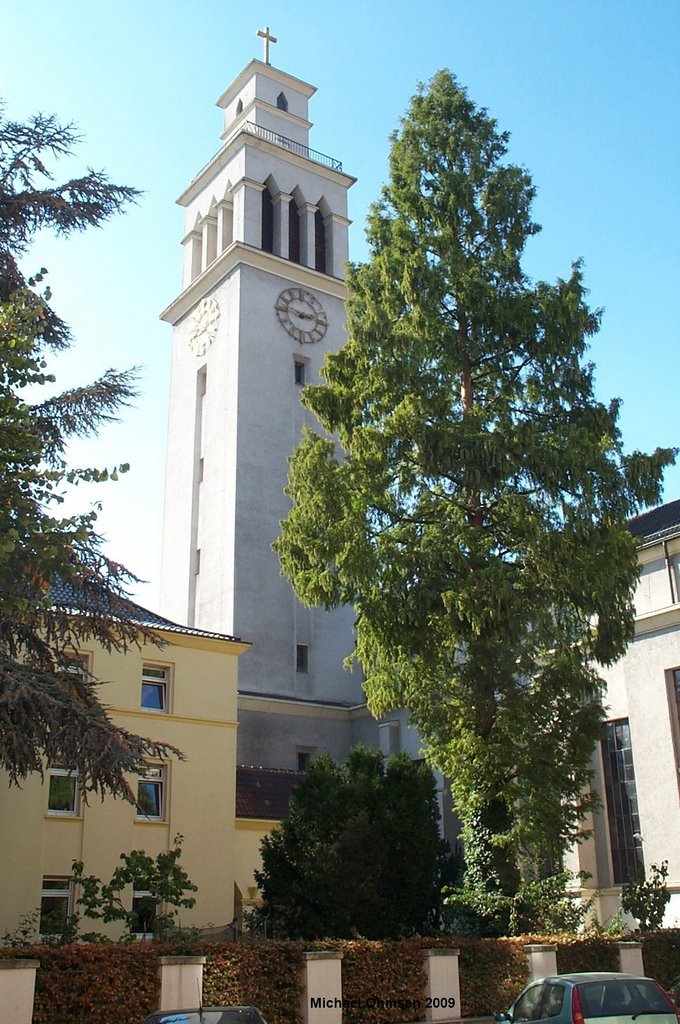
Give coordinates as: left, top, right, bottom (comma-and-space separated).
256, 748, 442, 939
275, 72, 675, 891
0, 105, 179, 801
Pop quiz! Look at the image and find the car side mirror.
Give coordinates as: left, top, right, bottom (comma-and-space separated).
495, 1013, 511, 1022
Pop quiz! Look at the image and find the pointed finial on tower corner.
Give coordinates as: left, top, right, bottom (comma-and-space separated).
257, 25, 277, 65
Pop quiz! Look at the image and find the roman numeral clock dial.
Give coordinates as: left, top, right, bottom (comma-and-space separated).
275, 288, 328, 344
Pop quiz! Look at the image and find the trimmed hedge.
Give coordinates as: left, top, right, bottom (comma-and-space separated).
201, 941, 304, 1024
4, 930, 680, 1024
0, 944, 159, 1024
640, 929, 680, 988
456, 938, 528, 1016
328, 938, 426, 1024
555, 936, 620, 975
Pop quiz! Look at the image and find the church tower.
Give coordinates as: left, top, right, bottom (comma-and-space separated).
159, 51, 376, 768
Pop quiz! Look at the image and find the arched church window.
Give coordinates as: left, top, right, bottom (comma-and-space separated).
236, 98, 243, 115
261, 188, 274, 254
276, 92, 288, 112
314, 209, 326, 274
288, 200, 300, 265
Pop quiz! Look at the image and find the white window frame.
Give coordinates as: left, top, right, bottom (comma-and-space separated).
141, 664, 170, 713
40, 876, 73, 937
47, 766, 80, 816
132, 887, 158, 938
64, 651, 91, 676
136, 765, 165, 820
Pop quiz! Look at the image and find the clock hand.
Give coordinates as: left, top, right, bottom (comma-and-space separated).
290, 305, 317, 320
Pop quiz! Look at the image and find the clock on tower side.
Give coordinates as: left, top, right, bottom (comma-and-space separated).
159, 60, 364, 711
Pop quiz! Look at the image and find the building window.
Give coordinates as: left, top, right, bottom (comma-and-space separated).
137, 765, 165, 819
670, 669, 680, 774
236, 98, 243, 115
261, 187, 274, 253
294, 359, 306, 386
47, 767, 79, 815
601, 718, 644, 884
141, 666, 168, 712
296, 644, 308, 673
65, 652, 89, 676
296, 749, 315, 770
132, 888, 158, 937
288, 200, 300, 265
314, 209, 326, 274
379, 720, 400, 756
276, 91, 288, 111
40, 877, 73, 936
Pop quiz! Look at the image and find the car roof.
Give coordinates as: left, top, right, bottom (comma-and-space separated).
533, 974, 648, 984
146, 1009, 264, 1022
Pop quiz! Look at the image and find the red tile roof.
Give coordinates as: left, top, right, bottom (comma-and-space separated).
236, 766, 301, 820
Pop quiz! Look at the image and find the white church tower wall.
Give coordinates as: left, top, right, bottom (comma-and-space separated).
159, 55, 371, 768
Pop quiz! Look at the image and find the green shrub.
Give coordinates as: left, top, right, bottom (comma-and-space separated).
621, 862, 671, 933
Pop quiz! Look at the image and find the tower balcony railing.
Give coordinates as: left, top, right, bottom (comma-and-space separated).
239, 121, 343, 171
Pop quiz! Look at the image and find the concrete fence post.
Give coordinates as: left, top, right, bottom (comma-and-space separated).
524, 944, 558, 982
301, 950, 344, 1024
617, 942, 644, 976
157, 955, 206, 1012
0, 959, 39, 1024
422, 948, 461, 1023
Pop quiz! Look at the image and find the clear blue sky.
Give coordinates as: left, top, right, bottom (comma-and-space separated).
4, 0, 679, 610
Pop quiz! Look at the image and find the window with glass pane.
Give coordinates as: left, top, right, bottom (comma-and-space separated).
137, 766, 164, 818
47, 767, 79, 814
40, 877, 72, 935
513, 983, 544, 1022
601, 719, 644, 883
141, 665, 168, 711
132, 889, 157, 936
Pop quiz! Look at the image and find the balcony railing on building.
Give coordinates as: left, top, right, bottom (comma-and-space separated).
239, 121, 343, 171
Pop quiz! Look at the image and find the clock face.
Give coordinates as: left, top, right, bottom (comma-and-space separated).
187, 297, 220, 356
275, 288, 328, 344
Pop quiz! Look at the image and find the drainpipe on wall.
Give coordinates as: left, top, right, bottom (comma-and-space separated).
663, 540, 677, 605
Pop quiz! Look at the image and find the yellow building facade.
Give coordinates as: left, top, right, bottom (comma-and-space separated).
0, 619, 249, 940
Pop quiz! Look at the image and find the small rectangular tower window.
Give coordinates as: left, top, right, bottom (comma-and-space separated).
297, 749, 315, 772
296, 644, 309, 673
379, 721, 401, 757
294, 359, 306, 385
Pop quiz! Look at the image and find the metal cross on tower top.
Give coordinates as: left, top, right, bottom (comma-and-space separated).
257, 25, 277, 64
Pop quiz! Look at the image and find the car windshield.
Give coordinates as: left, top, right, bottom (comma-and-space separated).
577, 981, 675, 1018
